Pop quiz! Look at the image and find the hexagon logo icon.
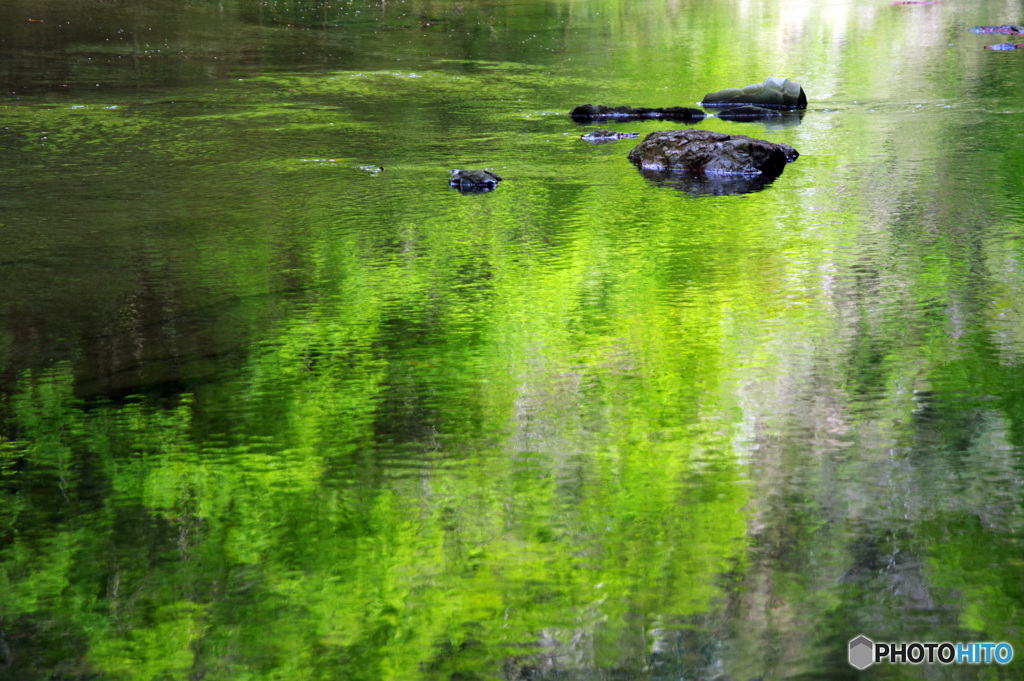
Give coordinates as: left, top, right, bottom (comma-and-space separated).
849, 635, 875, 670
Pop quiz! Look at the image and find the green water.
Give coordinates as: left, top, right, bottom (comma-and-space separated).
2, 0, 1024, 679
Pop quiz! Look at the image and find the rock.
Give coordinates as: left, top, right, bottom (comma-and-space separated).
716, 105, 782, 121
627, 129, 798, 176
970, 25, 1024, 34
569, 104, 706, 121
581, 129, 641, 143
701, 77, 807, 110
449, 169, 502, 192
985, 42, 1024, 50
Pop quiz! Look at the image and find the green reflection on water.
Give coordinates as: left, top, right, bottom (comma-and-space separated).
1, 356, 749, 679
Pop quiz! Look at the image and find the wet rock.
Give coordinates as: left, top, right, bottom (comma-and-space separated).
581, 129, 640, 143
970, 25, 1024, 34
984, 42, 1024, 50
627, 129, 798, 177
449, 169, 502, 192
716, 105, 782, 121
569, 104, 706, 121
701, 77, 807, 110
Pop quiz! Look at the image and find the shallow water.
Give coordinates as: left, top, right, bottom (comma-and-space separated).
2, 0, 1024, 679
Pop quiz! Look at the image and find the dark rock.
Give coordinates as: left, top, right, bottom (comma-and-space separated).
984, 42, 1024, 50
701, 77, 807, 110
569, 104, 706, 121
627, 129, 798, 177
581, 129, 640, 143
449, 169, 502, 192
969, 25, 1024, 34
716, 105, 782, 121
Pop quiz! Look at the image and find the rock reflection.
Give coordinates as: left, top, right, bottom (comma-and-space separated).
719, 110, 806, 129
760, 110, 805, 129
635, 167, 779, 196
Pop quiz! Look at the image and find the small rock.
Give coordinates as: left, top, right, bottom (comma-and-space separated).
449, 169, 502, 192
569, 104, 706, 121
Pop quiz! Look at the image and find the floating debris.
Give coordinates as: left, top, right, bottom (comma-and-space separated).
984, 42, 1024, 50
359, 165, 384, 174
892, 1, 939, 4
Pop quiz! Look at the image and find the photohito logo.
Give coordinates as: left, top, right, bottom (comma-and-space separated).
849, 635, 1014, 669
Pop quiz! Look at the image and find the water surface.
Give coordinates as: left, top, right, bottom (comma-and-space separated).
2, 0, 1024, 679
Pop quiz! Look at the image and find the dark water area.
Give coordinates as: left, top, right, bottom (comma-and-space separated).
2, 0, 1024, 679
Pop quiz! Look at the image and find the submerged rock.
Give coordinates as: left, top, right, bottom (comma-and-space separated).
569, 104, 706, 121
627, 129, 798, 177
970, 25, 1024, 34
716, 105, 782, 121
581, 129, 641, 143
449, 169, 502, 192
701, 77, 807, 110
984, 42, 1024, 50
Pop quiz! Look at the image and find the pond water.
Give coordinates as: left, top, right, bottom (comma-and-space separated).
2, 0, 1024, 679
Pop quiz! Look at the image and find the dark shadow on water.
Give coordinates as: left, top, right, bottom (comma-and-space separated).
636, 168, 779, 197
